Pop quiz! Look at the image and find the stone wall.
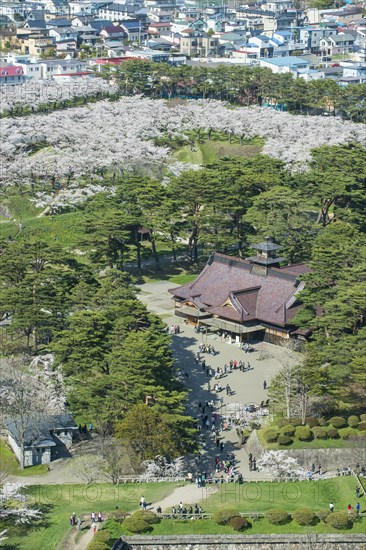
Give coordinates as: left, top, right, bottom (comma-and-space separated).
245, 431, 365, 471
114, 534, 366, 549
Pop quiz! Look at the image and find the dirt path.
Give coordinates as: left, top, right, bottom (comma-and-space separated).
58, 516, 103, 550
151, 483, 218, 513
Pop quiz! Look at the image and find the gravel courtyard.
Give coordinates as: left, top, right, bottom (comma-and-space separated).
138, 281, 300, 478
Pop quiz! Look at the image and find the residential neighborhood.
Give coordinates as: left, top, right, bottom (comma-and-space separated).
0, 0, 366, 83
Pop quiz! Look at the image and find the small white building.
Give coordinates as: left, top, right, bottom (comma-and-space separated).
259, 56, 310, 74
6, 414, 78, 467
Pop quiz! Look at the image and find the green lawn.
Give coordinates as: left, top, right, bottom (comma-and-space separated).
202, 477, 361, 514
168, 273, 198, 285
21, 211, 88, 249
172, 136, 264, 166
4, 483, 183, 550
4, 477, 364, 548
0, 439, 48, 477
105, 515, 365, 538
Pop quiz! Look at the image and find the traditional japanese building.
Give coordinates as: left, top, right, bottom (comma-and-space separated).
169, 237, 310, 345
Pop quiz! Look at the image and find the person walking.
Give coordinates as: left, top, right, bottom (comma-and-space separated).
77, 517, 82, 531
91, 512, 95, 522
355, 486, 360, 498
220, 441, 224, 452
140, 496, 146, 509
98, 512, 102, 523
355, 502, 360, 515
263, 380, 267, 390
329, 502, 334, 513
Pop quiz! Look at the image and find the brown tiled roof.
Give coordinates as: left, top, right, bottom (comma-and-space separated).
280, 263, 310, 275
206, 305, 242, 322
169, 253, 306, 327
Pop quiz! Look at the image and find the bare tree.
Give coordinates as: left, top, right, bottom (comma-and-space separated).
100, 439, 138, 484
67, 455, 106, 485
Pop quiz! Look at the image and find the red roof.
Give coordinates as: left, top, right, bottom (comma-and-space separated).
95, 57, 143, 65
0, 65, 24, 77
148, 22, 171, 27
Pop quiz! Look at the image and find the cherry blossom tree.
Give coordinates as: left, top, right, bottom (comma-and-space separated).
140, 456, 185, 479
0, 79, 118, 115
0, 97, 364, 212
256, 450, 306, 480
0, 482, 42, 524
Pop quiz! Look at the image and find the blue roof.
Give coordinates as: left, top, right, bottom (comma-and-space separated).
261, 56, 309, 66
276, 30, 291, 36
121, 20, 140, 29
257, 34, 270, 41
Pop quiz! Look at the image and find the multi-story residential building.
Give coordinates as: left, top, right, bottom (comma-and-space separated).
179, 31, 219, 57
298, 26, 337, 51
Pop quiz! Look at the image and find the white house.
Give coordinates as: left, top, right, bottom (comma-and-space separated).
339, 60, 366, 84
13, 58, 45, 80
262, 0, 294, 14
259, 56, 310, 74
0, 65, 26, 85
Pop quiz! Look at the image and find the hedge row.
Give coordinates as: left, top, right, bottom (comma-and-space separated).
263, 422, 366, 445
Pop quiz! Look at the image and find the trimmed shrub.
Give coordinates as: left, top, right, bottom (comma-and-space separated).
277, 418, 291, 428
213, 508, 238, 525
348, 415, 360, 428
263, 430, 278, 443
305, 417, 319, 428
122, 517, 152, 534
278, 435, 293, 446
289, 418, 302, 427
132, 510, 160, 524
292, 508, 316, 526
327, 427, 339, 439
228, 516, 251, 531
109, 510, 129, 522
280, 425, 295, 436
326, 511, 351, 530
312, 427, 328, 440
357, 422, 366, 431
87, 531, 110, 550
360, 414, 366, 422
316, 509, 330, 522
295, 426, 312, 441
329, 416, 346, 428
265, 509, 290, 525
318, 417, 327, 426
339, 427, 356, 440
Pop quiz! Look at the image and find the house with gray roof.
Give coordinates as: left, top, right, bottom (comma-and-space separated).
6, 414, 78, 467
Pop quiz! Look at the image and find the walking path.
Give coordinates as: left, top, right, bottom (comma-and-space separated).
151, 483, 219, 513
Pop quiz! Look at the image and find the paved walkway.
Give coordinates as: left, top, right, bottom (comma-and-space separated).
138, 280, 298, 481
